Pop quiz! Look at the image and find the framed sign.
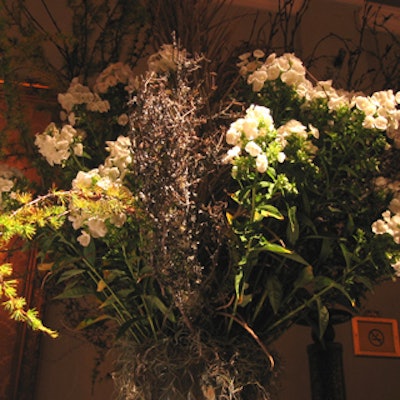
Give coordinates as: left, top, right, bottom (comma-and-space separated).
352, 316, 400, 358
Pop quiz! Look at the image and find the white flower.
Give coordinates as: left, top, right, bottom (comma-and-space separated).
241, 115, 259, 140
278, 120, 307, 140
86, 97, 110, 113
253, 49, 265, 59
226, 125, 242, 145
0, 177, 14, 192
280, 69, 305, 86
72, 169, 99, 190
308, 124, 319, 139
374, 116, 388, 130
390, 198, 400, 214
354, 96, 376, 116
247, 69, 268, 92
256, 153, 268, 173
94, 62, 134, 93
277, 152, 286, 163
87, 218, 108, 238
77, 231, 91, 247
222, 146, 241, 164
372, 218, 388, 235
245, 141, 262, 157
35, 123, 80, 166
73, 143, 83, 156
363, 115, 376, 129
246, 105, 274, 131
110, 213, 127, 228
105, 135, 133, 174
68, 112, 76, 126
148, 44, 187, 73
96, 176, 113, 191
374, 176, 389, 188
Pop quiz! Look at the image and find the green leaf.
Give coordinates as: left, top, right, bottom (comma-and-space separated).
257, 204, 284, 220
54, 285, 94, 299
316, 298, 330, 340
318, 236, 334, 263
235, 268, 244, 298
257, 239, 310, 266
314, 276, 355, 306
75, 314, 111, 330
142, 295, 176, 323
286, 205, 299, 245
267, 275, 282, 314
354, 275, 374, 291
57, 269, 86, 284
279, 251, 311, 266
339, 242, 352, 269
251, 287, 269, 322
293, 265, 314, 289
259, 241, 292, 254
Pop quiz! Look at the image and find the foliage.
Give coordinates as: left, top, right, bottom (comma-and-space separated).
224, 50, 400, 341
0, 42, 400, 399
1, 1, 400, 398
0, 262, 57, 337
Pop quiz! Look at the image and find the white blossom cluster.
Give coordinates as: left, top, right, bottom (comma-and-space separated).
94, 62, 137, 94
69, 135, 133, 246
147, 44, 188, 73
223, 105, 318, 174
239, 50, 306, 92
58, 77, 110, 122
35, 63, 136, 167
103, 135, 133, 180
58, 63, 135, 128
35, 122, 83, 166
240, 51, 400, 143
372, 177, 400, 276
238, 50, 400, 278
0, 164, 23, 195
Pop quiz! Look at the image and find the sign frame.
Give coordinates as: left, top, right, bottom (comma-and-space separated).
352, 316, 400, 358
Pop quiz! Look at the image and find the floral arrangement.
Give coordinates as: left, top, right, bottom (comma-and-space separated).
1, 44, 399, 399
224, 50, 400, 341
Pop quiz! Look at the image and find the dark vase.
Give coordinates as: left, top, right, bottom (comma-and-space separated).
300, 308, 351, 400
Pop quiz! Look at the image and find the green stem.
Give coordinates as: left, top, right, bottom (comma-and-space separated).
228, 185, 258, 332
264, 281, 336, 336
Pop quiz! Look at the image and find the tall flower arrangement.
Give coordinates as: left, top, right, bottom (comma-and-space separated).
0, 44, 399, 399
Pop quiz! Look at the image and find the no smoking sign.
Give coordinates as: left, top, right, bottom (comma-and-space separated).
352, 316, 400, 357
